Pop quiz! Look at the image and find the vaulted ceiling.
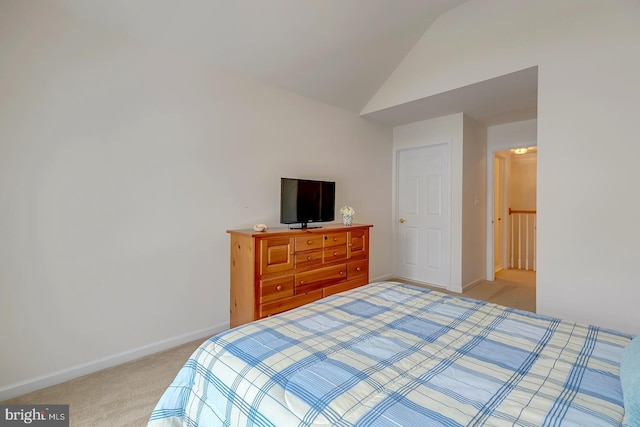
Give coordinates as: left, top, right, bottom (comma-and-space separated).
49, 0, 537, 124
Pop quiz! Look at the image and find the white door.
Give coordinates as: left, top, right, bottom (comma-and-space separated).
397, 144, 451, 287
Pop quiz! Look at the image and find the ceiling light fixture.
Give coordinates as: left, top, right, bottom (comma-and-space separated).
513, 148, 528, 155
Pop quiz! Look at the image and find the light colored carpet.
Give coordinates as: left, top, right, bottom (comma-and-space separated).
461, 269, 536, 312
395, 268, 536, 313
2, 338, 203, 427
2, 270, 535, 426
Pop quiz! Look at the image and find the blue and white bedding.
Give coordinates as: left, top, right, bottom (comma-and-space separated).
148, 281, 632, 426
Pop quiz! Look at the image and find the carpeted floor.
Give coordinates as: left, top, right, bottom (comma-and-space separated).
395, 268, 536, 313
2, 339, 203, 426
464, 269, 536, 312
2, 270, 535, 426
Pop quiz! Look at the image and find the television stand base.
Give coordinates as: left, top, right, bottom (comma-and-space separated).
289, 223, 322, 229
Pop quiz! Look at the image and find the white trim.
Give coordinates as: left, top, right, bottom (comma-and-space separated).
0, 323, 228, 401
370, 273, 394, 283
462, 276, 487, 292
485, 143, 537, 281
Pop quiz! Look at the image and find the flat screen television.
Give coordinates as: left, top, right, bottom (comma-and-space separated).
280, 178, 335, 229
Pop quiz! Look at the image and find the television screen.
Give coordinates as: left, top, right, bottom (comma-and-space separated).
280, 178, 335, 228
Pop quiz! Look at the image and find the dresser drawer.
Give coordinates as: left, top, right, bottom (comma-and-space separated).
323, 245, 347, 263
295, 249, 323, 269
259, 276, 294, 304
348, 229, 368, 260
296, 264, 347, 294
259, 289, 323, 318
348, 259, 368, 280
323, 277, 367, 298
295, 235, 324, 252
259, 237, 294, 275
323, 232, 347, 248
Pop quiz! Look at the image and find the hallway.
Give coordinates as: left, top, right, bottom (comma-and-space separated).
463, 269, 536, 312
395, 269, 536, 313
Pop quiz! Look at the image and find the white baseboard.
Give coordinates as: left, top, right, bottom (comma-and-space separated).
370, 274, 394, 283
0, 322, 228, 402
462, 276, 487, 291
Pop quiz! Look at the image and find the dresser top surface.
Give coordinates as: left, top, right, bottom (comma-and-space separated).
227, 223, 372, 238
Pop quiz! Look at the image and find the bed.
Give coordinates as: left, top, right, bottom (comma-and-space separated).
148, 281, 635, 426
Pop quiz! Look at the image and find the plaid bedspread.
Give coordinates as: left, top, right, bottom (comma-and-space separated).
148, 281, 631, 426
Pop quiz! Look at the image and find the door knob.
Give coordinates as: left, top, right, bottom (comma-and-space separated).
399, 218, 406, 223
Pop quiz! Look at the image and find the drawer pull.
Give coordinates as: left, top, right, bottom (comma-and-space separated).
300, 280, 305, 285
276, 285, 282, 291
339, 271, 344, 275
356, 267, 361, 271
307, 256, 312, 260
307, 240, 312, 244
333, 252, 338, 256
333, 237, 338, 241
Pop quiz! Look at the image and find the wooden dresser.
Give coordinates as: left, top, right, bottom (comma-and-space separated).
227, 224, 373, 327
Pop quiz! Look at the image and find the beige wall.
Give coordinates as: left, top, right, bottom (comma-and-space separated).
0, 1, 393, 398
510, 154, 537, 211
392, 113, 487, 292
461, 115, 487, 288
393, 114, 463, 291
366, 0, 640, 334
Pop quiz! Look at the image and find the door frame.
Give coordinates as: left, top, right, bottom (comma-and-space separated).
485, 143, 537, 280
493, 153, 509, 273
392, 140, 453, 288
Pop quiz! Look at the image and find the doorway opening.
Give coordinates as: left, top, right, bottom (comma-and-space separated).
487, 146, 537, 309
